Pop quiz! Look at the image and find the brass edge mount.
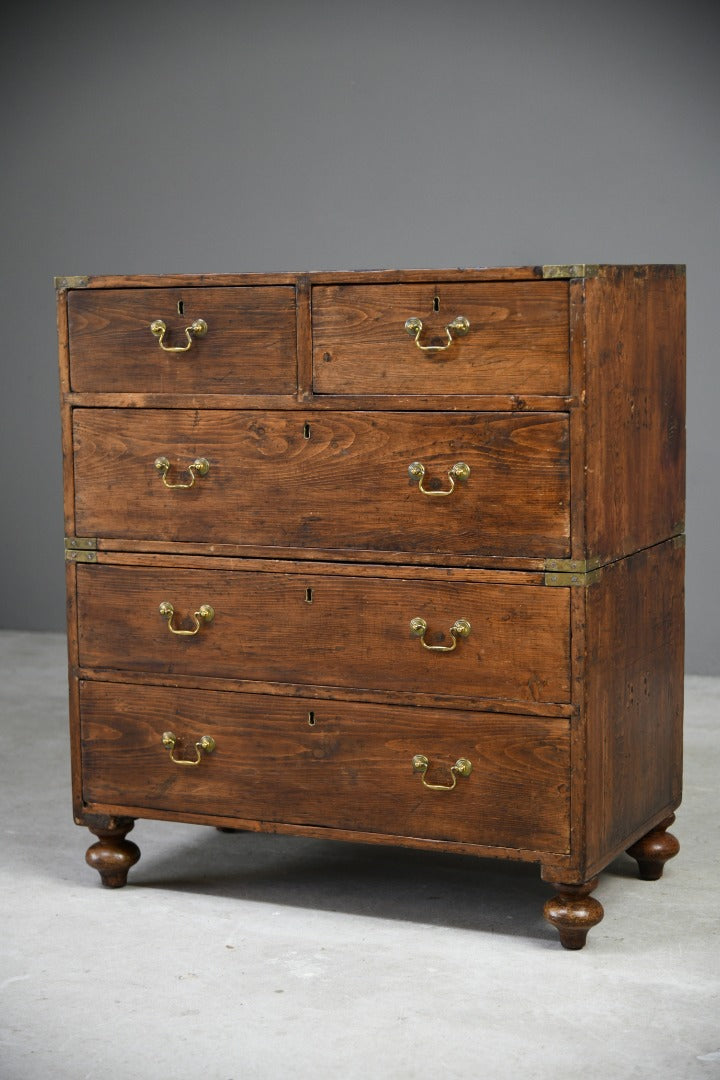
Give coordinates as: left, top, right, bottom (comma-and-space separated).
544, 568, 602, 587
541, 264, 684, 280
544, 556, 604, 574
544, 554, 603, 587
65, 536, 98, 563
54, 275, 89, 289
541, 265, 600, 280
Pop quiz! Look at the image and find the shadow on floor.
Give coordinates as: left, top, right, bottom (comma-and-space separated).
114, 824, 634, 943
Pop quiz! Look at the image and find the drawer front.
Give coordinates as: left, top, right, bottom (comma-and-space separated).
80, 681, 571, 852
312, 282, 569, 396
73, 409, 570, 560
76, 564, 571, 704
67, 287, 297, 394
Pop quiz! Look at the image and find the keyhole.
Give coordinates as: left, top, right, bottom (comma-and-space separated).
177, 300, 184, 315
307, 711, 316, 726
305, 587, 313, 603
433, 295, 440, 312
303, 422, 311, 439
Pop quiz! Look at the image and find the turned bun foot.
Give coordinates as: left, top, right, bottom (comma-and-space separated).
543, 877, 604, 950
626, 814, 680, 880
85, 817, 140, 888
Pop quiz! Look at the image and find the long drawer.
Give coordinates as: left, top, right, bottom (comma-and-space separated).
75, 563, 571, 704
79, 681, 571, 852
72, 408, 570, 560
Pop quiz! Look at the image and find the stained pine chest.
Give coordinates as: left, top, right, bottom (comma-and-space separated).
58, 264, 685, 948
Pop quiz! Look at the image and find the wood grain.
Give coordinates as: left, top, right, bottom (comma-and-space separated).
79, 681, 571, 852
92, 542, 549, 573
75, 666, 576, 719
72, 408, 570, 559
65, 392, 573, 412
90, 551, 546, 585
75, 563, 571, 704
64, 267, 549, 291
59, 265, 686, 939
312, 282, 569, 396
68, 287, 297, 394
583, 265, 685, 561
582, 539, 684, 871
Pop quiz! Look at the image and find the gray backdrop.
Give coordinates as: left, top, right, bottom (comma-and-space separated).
1, 0, 717, 672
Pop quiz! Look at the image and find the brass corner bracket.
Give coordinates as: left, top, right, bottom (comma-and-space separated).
544, 556, 604, 574
54, 275, 89, 290
543, 556, 604, 587
543, 569, 603, 587
64, 536, 98, 563
541, 265, 600, 280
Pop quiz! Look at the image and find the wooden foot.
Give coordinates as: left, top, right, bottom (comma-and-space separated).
85, 817, 140, 888
543, 877, 604, 950
626, 814, 679, 880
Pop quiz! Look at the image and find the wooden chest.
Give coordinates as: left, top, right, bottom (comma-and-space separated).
57, 264, 685, 949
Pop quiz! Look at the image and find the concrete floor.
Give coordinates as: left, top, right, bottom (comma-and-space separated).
0, 630, 718, 1080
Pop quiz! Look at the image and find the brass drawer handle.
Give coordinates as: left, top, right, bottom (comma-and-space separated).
150, 317, 208, 353
162, 731, 216, 766
408, 460, 470, 496
159, 601, 215, 636
410, 616, 471, 652
412, 754, 472, 791
404, 315, 470, 352
154, 456, 210, 489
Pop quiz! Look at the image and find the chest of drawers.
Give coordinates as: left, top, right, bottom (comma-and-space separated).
57, 264, 685, 949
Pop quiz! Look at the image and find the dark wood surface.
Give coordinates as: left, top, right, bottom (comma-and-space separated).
72, 408, 570, 559
543, 878, 604, 950
58, 267, 554, 290
65, 391, 573, 412
626, 814, 680, 880
581, 539, 684, 874
75, 562, 571, 704
581, 266, 685, 562
85, 816, 140, 888
312, 282, 569, 396
59, 266, 685, 946
68, 287, 297, 394
93, 544, 550, 573
79, 681, 571, 852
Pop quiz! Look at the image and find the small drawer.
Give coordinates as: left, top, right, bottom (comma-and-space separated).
67, 287, 297, 394
72, 408, 570, 560
76, 563, 571, 704
312, 282, 569, 396
79, 681, 571, 852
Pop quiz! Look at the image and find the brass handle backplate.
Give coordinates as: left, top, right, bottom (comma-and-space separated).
412, 754, 472, 791
410, 616, 471, 652
159, 601, 215, 636
154, 456, 210, 489
162, 731, 216, 766
404, 315, 470, 352
408, 460, 470, 496
150, 317, 208, 353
